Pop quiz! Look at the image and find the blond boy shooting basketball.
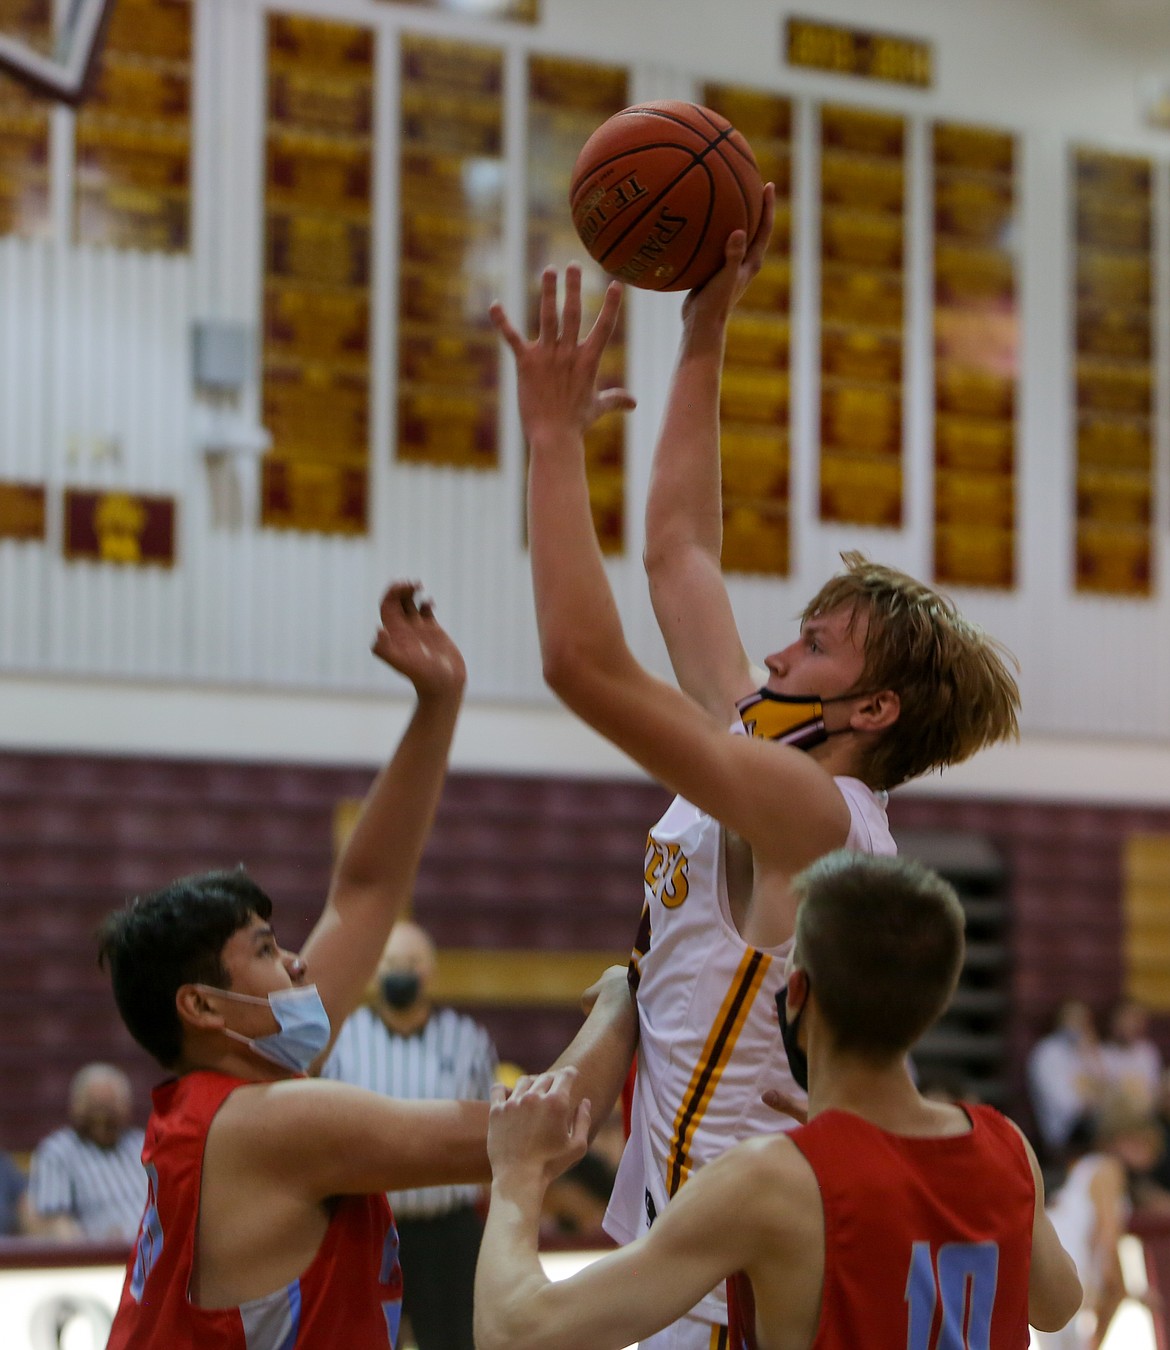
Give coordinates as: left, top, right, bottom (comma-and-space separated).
491, 198, 1020, 1348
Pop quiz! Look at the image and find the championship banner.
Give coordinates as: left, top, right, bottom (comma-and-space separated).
260, 459, 366, 535
704, 83, 793, 576
73, 0, 191, 250
0, 480, 45, 539
260, 13, 373, 533
1072, 148, 1154, 597
396, 33, 504, 470
526, 53, 628, 550
0, 0, 51, 237
63, 488, 176, 565
932, 121, 1018, 589
818, 104, 905, 527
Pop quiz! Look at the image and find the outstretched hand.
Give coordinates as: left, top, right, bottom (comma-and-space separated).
488, 1067, 591, 1186
490, 266, 636, 449
682, 181, 776, 326
372, 581, 466, 699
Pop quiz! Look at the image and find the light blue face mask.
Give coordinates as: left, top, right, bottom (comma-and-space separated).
199, 983, 332, 1074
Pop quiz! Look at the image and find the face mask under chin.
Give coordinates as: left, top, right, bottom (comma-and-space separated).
736, 689, 828, 751
199, 983, 332, 1075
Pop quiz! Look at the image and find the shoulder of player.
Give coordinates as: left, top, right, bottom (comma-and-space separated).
208, 1076, 378, 1162
700, 1134, 819, 1236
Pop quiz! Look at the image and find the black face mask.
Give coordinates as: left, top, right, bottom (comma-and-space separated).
775, 983, 809, 1093
381, 971, 421, 1010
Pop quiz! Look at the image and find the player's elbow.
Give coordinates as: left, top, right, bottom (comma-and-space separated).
1029, 1266, 1084, 1332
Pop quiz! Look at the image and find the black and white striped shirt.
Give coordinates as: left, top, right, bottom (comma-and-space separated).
28, 1126, 147, 1242
322, 1005, 497, 1219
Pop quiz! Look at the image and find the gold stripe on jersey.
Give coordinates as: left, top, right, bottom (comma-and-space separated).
665, 947, 772, 1196
709, 1325, 729, 1350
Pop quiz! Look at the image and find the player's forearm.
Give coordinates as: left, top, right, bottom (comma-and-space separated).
643, 320, 727, 566
330, 687, 461, 904
528, 432, 629, 690
475, 1175, 560, 1350
548, 968, 637, 1139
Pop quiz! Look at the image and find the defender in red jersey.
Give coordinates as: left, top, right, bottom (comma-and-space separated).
99, 583, 637, 1350
475, 851, 1083, 1350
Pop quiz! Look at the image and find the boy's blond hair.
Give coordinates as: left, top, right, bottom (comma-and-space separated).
803, 552, 1020, 790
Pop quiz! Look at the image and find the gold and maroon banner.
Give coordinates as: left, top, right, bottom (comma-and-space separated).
786, 17, 932, 88
63, 488, 176, 564
0, 0, 51, 238
818, 104, 905, 527
396, 33, 504, 472
73, 0, 191, 250
527, 54, 628, 552
1073, 148, 1154, 597
703, 83, 792, 576
260, 459, 366, 535
260, 14, 373, 533
932, 122, 1018, 589
390, 0, 538, 20
0, 480, 45, 539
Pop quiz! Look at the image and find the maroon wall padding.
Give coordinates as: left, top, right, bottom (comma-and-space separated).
0, 750, 668, 1151
890, 793, 1170, 1116
2, 745, 1168, 1151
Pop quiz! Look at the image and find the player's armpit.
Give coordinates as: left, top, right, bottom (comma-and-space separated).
644, 541, 757, 720
215, 1078, 490, 1201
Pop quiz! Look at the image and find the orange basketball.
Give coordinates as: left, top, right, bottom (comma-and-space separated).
569, 100, 764, 292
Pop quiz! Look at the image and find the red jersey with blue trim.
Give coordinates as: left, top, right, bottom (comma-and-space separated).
727, 1104, 1034, 1350
106, 1069, 404, 1350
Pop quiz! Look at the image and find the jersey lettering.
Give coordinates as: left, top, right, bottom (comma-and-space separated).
905, 1240, 999, 1350
129, 1162, 163, 1302
644, 834, 690, 909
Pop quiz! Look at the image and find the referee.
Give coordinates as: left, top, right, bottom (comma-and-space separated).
26, 1062, 147, 1242
322, 919, 498, 1350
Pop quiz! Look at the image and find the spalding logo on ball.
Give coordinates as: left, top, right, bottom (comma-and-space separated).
569, 100, 764, 292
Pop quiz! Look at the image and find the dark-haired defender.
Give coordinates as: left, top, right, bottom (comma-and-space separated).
491, 241, 1022, 1346
100, 582, 636, 1350
475, 852, 1082, 1350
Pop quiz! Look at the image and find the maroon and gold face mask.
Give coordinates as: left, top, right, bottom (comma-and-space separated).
735, 690, 827, 750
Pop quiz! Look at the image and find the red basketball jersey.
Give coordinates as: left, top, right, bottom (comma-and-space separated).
727, 1104, 1034, 1350
106, 1069, 404, 1350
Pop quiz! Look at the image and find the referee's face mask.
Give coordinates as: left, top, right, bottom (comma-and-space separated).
380, 971, 422, 1009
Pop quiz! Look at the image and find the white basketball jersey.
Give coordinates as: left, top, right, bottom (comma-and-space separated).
604, 756, 895, 1328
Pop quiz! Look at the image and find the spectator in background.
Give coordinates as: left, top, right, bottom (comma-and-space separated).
1101, 998, 1162, 1114
322, 919, 497, 1350
1028, 1000, 1110, 1158
1034, 1095, 1163, 1350
0, 1146, 27, 1235
26, 1063, 146, 1243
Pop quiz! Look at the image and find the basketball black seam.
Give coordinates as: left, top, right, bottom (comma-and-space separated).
570, 107, 734, 194
573, 124, 741, 284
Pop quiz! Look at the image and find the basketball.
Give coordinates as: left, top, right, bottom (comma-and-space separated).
569, 100, 765, 292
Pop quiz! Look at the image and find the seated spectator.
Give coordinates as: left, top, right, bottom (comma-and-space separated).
322, 920, 498, 1350
0, 1147, 27, 1235
1101, 998, 1162, 1114
26, 1063, 147, 1243
1028, 1000, 1110, 1157
1034, 1095, 1163, 1349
